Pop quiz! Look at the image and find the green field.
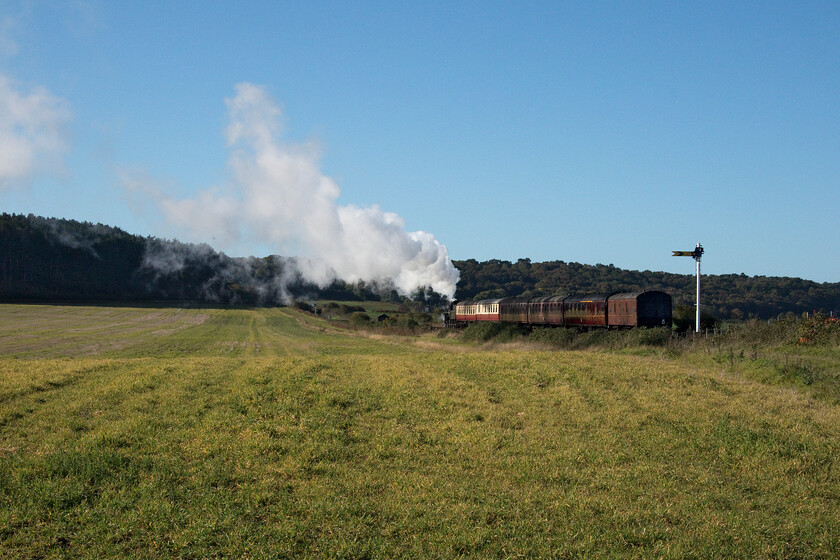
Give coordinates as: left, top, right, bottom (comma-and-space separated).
1, 305, 839, 558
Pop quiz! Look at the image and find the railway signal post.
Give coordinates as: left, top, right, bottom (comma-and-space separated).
673, 243, 705, 333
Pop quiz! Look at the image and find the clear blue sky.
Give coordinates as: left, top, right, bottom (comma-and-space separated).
1, 1, 838, 284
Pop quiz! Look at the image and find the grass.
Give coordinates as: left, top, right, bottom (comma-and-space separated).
461, 317, 840, 404
1, 304, 840, 558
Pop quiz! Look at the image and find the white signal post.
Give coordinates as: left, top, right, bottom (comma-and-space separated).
672, 243, 705, 333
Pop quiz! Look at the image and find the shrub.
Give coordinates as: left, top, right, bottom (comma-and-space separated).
340, 304, 366, 315
462, 322, 527, 343
623, 327, 672, 347
349, 312, 371, 326
529, 327, 576, 348
396, 315, 419, 329
796, 313, 840, 346
292, 300, 315, 314
573, 329, 610, 349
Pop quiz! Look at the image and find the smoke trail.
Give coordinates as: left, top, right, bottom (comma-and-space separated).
141, 238, 308, 305
138, 83, 459, 299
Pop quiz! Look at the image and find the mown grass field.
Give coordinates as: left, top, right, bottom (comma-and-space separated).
1, 304, 839, 558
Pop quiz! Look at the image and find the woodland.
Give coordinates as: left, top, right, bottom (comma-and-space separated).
2, 213, 838, 320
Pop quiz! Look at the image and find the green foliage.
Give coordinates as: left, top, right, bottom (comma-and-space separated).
349, 311, 371, 325
672, 305, 719, 333
717, 317, 800, 348
317, 300, 439, 334
528, 326, 577, 347
0, 213, 145, 301
468, 324, 674, 351
618, 326, 673, 347
6, 214, 837, 318
377, 312, 438, 334
0, 213, 330, 305
462, 322, 528, 343
340, 304, 366, 315
454, 258, 840, 320
0, 214, 450, 306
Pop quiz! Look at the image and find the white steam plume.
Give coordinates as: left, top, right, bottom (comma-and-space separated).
137, 83, 459, 299
0, 74, 71, 189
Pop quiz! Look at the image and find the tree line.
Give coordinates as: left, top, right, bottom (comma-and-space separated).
0, 213, 374, 305
453, 258, 840, 320
2, 213, 838, 319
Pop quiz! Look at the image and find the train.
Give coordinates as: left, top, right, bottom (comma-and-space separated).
447, 290, 672, 329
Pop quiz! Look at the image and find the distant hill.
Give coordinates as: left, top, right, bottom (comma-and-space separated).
453, 258, 840, 320
0, 213, 371, 305
2, 213, 838, 319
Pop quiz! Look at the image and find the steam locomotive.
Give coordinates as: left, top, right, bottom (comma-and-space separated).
448, 291, 672, 329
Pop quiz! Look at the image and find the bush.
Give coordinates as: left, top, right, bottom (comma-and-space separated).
529, 327, 576, 348
573, 329, 610, 349
462, 322, 527, 343
796, 313, 840, 346
293, 300, 315, 314
673, 305, 718, 333
396, 315, 419, 329
622, 327, 672, 347
340, 304, 366, 315
349, 312, 371, 326
529, 326, 672, 350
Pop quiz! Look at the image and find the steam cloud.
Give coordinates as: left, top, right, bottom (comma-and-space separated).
0, 74, 71, 188
136, 83, 459, 299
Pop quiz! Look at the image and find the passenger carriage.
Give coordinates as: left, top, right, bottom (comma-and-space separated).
454, 300, 478, 322
475, 298, 503, 321
498, 297, 529, 324
451, 290, 671, 330
563, 294, 610, 327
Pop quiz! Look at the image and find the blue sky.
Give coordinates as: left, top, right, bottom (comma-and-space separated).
1, 1, 838, 286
